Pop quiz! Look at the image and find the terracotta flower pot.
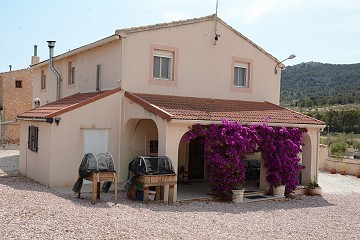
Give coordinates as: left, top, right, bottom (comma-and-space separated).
308, 188, 316, 196
339, 170, 346, 175
330, 168, 336, 174
356, 171, 360, 178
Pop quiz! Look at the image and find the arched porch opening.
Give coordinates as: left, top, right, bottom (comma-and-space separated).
120, 118, 158, 182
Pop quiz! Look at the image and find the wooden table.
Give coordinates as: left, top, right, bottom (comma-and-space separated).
77, 172, 118, 205
136, 174, 177, 204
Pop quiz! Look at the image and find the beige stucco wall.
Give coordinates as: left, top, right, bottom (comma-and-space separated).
19, 121, 51, 185
32, 40, 121, 105
32, 19, 280, 106
19, 92, 120, 187
122, 20, 281, 104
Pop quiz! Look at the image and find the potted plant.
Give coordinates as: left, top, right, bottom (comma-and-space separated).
356, 167, 360, 178
339, 163, 346, 175
307, 180, 317, 196
232, 183, 245, 204
272, 183, 286, 197
330, 167, 336, 174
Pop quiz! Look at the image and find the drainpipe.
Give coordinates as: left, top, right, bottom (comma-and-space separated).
47, 41, 61, 100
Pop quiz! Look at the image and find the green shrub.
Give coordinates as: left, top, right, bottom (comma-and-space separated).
330, 141, 348, 160
353, 141, 360, 151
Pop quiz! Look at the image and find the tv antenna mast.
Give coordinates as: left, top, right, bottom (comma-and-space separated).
214, 0, 220, 45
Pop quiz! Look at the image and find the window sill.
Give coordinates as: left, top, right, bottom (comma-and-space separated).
149, 78, 177, 86
231, 85, 252, 93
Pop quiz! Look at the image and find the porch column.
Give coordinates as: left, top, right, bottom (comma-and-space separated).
157, 120, 189, 202
302, 128, 321, 185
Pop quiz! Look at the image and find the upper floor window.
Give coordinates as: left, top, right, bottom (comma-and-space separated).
15, 80, 22, 88
234, 63, 248, 87
149, 44, 179, 86
41, 69, 46, 90
153, 52, 172, 80
231, 57, 253, 93
68, 60, 75, 85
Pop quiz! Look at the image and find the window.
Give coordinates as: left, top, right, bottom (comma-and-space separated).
146, 135, 158, 156
153, 54, 172, 80
231, 57, 253, 93
149, 44, 179, 86
28, 125, 39, 152
15, 80, 22, 88
234, 63, 248, 87
68, 60, 75, 84
41, 69, 46, 90
149, 140, 158, 155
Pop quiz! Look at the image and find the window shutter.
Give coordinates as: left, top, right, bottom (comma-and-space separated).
35, 127, 39, 152
27, 126, 31, 149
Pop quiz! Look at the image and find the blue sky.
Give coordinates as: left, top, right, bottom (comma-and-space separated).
1, 0, 359, 72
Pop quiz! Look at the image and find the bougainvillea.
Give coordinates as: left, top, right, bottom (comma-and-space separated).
184, 118, 306, 201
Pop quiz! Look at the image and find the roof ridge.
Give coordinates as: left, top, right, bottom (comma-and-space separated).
116, 14, 215, 35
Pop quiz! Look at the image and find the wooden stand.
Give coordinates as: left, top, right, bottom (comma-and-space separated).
77, 172, 118, 205
136, 174, 177, 204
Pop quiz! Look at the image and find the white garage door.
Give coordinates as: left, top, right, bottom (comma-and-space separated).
83, 129, 108, 154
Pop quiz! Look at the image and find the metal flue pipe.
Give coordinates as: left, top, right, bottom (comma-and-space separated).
47, 41, 61, 100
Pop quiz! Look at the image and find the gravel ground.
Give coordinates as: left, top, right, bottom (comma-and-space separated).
1, 149, 360, 240
0, 144, 19, 176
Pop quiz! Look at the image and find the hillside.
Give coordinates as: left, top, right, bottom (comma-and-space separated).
280, 62, 360, 107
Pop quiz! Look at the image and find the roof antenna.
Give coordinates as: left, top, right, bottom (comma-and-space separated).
214, 0, 221, 45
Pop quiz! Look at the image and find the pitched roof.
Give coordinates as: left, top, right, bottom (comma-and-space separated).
17, 88, 121, 119
125, 92, 325, 126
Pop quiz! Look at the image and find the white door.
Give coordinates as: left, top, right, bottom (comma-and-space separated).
83, 129, 108, 154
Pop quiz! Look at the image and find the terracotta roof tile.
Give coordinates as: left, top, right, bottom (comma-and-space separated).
126, 92, 325, 125
17, 88, 121, 119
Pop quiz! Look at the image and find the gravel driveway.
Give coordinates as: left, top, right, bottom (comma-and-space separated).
1, 148, 359, 239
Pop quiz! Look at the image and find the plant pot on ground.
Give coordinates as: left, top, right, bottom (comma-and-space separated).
330, 167, 337, 174
272, 185, 286, 197
232, 189, 245, 203
357, 168, 360, 178
307, 180, 319, 196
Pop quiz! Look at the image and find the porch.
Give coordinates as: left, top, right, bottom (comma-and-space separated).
121, 92, 325, 202
177, 180, 285, 203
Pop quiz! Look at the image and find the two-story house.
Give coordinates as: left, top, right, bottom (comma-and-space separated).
17, 15, 324, 201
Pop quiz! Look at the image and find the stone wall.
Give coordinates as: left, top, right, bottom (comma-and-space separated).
0, 69, 33, 142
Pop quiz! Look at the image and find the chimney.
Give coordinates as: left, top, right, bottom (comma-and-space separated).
31, 45, 40, 65
9, 65, 12, 71
47, 41, 61, 100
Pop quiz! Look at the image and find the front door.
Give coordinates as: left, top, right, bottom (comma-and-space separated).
188, 137, 204, 180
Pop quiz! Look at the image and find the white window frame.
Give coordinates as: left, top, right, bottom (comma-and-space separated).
153, 50, 173, 81
234, 63, 248, 88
